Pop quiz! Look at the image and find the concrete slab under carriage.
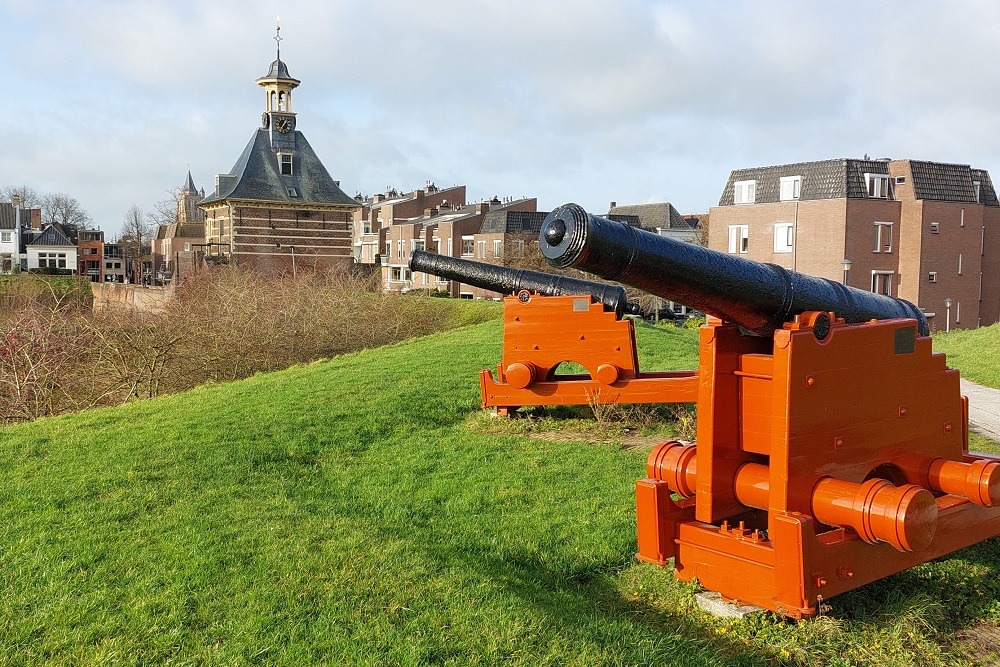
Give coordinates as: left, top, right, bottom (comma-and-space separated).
695, 591, 766, 619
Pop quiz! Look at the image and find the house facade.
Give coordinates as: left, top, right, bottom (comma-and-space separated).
77, 229, 104, 282
709, 158, 1000, 331
25, 224, 77, 273
199, 37, 360, 273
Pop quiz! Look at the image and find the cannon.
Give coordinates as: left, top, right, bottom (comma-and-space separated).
409, 250, 698, 415
539, 204, 1000, 618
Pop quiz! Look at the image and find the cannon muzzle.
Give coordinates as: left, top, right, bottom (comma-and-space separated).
409, 249, 639, 317
539, 203, 928, 336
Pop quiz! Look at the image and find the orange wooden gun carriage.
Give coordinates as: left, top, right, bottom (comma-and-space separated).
539, 203, 1000, 618
409, 250, 698, 415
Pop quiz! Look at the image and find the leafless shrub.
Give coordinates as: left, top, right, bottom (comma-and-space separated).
0, 267, 489, 425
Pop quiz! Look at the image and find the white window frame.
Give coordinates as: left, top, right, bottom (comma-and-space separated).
773, 222, 794, 253
928, 272, 937, 283
873, 222, 893, 253
728, 225, 749, 254
779, 176, 802, 201
0, 232, 10, 243
974, 181, 981, 202
461, 236, 474, 257
871, 271, 894, 296
477, 240, 486, 258
866, 173, 890, 199
493, 240, 502, 258
278, 152, 293, 176
734, 180, 756, 205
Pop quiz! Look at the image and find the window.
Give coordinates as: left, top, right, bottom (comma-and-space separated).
871, 271, 893, 296
1, 232, 10, 243
773, 222, 793, 253
873, 222, 893, 253
734, 180, 756, 204
930, 222, 939, 234
396, 240, 404, 259
477, 240, 486, 258
493, 240, 502, 258
779, 176, 801, 201
512, 240, 524, 257
866, 173, 890, 199
895, 176, 906, 185
928, 272, 937, 283
974, 181, 981, 202
391, 267, 402, 281
447, 238, 453, 256
728, 225, 749, 254
363, 220, 372, 234
461, 237, 474, 256
385, 242, 392, 259
279, 153, 293, 176
412, 239, 425, 253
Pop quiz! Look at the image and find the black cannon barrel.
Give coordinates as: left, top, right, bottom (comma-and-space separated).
539, 203, 928, 336
408, 249, 638, 317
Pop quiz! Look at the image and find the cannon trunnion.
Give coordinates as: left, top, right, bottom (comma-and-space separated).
539, 204, 1000, 618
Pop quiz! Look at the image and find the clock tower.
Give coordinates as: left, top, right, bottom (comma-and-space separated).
199, 23, 361, 273
257, 23, 300, 140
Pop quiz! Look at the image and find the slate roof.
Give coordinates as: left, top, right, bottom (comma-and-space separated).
718, 159, 894, 205
257, 58, 299, 84
28, 224, 75, 247
972, 169, 1000, 206
909, 161, 999, 205
182, 170, 199, 194
607, 202, 687, 229
200, 129, 358, 207
479, 210, 549, 234
0, 203, 14, 230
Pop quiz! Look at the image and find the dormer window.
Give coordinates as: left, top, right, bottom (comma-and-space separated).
974, 180, 981, 202
865, 173, 890, 199
734, 180, 756, 204
779, 176, 802, 201
279, 153, 293, 176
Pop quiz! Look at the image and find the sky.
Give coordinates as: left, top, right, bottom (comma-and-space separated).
4, 0, 1000, 236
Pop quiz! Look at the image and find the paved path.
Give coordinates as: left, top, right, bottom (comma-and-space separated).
961, 379, 1000, 444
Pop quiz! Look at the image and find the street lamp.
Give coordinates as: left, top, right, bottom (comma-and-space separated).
841, 259, 852, 285
944, 297, 953, 333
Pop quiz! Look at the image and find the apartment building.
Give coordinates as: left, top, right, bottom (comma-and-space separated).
709, 158, 1000, 331
352, 183, 466, 266
378, 195, 539, 296
77, 229, 104, 282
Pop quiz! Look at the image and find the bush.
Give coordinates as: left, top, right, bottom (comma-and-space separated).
0, 268, 498, 424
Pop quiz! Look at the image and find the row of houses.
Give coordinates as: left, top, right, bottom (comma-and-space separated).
0, 204, 128, 282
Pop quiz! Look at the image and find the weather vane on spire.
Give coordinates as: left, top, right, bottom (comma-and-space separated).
274, 15, 282, 60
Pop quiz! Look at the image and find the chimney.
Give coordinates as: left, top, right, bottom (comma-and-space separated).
610, 201, 617, 209
30, 209, 42, 230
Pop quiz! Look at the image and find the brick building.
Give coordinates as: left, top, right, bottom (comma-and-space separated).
153, 171, 207, 284
77, 229, 104, 282
199, 34, 360, 273
709, 158, 1000, 331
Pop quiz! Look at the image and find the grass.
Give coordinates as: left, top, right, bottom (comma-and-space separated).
933, 323, 1000, 389
2, 316, 1000, 665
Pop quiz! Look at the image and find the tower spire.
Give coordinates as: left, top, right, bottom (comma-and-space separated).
274, 15, 282, 60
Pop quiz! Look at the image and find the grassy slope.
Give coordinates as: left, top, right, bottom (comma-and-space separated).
2, 320, 1000, 665
934, 323, 1000, 389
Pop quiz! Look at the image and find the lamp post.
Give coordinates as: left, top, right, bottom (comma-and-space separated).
11, 194, 21, 273
944, 297, 953, 333
841, 259, 852, 285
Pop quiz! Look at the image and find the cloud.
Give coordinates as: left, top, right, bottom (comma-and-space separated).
4, 0, 1000, 232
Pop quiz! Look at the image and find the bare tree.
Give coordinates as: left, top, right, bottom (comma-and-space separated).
40, 192, 92, 230
119, 205, 155, 283
0, 185, 39, 209
149, 188, 181, 228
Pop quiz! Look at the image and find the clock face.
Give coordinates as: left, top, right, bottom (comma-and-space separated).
275, 116, 293, 133
261, 112, 270, 129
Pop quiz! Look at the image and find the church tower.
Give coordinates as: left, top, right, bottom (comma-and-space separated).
177, 169, 206, 224
199, 23, 360, 273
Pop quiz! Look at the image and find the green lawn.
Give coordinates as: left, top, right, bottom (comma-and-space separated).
2, 319, 1000, 665
934, 323, 1000, 389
